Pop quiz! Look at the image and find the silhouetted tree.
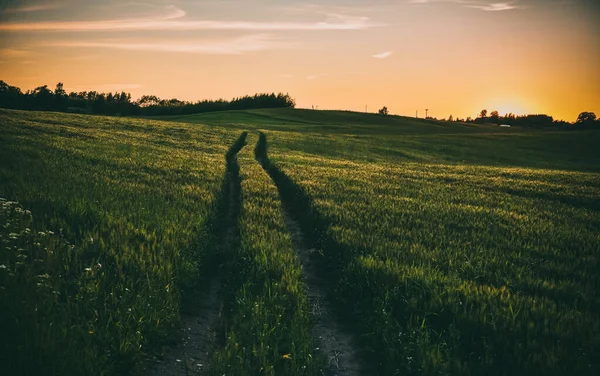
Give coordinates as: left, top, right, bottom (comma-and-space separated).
576, 112, 597, 126
0, 80, 296, 115
0, 80, 24, 109
500, 114, 553, 128
31, 85, 54, 110
2, 80, 587, 128
137, 95, 160, 107
490, 110, 499, 123
54, 82, 68, 111
54, 82, 66, 96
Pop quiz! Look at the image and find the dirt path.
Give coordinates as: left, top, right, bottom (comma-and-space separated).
146, 279, 222, 376
255, 132, 364, 375
146, 133, 245, 376
281, 207, 364, 376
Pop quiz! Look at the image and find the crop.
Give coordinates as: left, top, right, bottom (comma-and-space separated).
261, 125, 600, 375
209, 133, 321, 375
167, 108, 600, 375
0, 109, 238, 375
2, 107, 599, 376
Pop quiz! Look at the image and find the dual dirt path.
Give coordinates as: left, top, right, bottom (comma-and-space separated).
148, 132, 363, 376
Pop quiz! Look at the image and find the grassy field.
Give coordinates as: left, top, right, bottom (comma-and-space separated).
270, 152, 599, 375
171, 109, 600, 375
1, 108, 599, 375
0, 109, 239, 375
210, 133, 321, 375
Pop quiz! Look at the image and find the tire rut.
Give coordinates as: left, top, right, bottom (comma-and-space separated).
146, 132, 247, 376
255, 132, 364, 376
283, 208, 363, 376
146, 281, 222, 376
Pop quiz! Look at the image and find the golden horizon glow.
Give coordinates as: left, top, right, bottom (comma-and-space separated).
0, 0, 599, 121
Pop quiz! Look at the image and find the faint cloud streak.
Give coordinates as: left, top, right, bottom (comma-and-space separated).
372, 51, 393, 59
466, 2, 517, 11
52, 34, 291, 55
306, 74, 329, 80
407, 0, 518, 11
0, 7, 379, 31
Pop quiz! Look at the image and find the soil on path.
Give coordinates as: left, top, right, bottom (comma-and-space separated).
145, 279, 222, 376
281, 206, 364, 376
146, 135, 244, 376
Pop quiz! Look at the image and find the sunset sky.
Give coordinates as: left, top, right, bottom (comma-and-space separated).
0, 0, 598, 121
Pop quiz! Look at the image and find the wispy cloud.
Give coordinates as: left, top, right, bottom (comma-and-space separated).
407, 0, 519, 11
3, 1, 64, 13
372, 51, 393, 59
466, 2, 517, 11
52, 34, 291, 55
0, 6, 379, 31
283, 3, 384, 15
306, 73, 329, 80
0, 5, 184, 31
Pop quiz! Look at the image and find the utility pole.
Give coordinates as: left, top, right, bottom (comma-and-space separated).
416, 110, 418, 118
365, 104, 367, 113
425, 108, 429, 118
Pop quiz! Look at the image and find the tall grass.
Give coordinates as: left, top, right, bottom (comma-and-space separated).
3, 107, 599, 376
265, 133, 600, 375
209, 133, 322, 375
0, 109, 238, 375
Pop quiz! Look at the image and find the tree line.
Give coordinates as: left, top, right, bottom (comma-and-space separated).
438, 108, 599, 128
0, 80, 296, 116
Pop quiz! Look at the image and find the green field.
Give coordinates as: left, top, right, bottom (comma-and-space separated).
1, 108, 599, 376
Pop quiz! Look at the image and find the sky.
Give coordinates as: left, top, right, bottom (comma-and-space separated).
0, 0, 598, 121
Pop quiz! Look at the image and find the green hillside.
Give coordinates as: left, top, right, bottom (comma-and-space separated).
162, 108, 600, 170
158, 108, 495, 134
1, 108, 599, 376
